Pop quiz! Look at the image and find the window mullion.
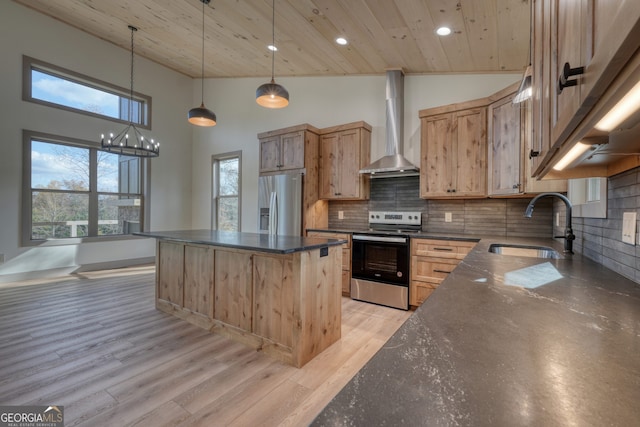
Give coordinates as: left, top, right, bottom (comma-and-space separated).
88, 148, 99, 236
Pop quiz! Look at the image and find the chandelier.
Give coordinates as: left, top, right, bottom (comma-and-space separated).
101, 25, 159, 157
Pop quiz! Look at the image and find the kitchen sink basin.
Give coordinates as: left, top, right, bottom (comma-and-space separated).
488, 244, 562, 259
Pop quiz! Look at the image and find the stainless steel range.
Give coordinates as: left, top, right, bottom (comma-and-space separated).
351, 211, 422, 310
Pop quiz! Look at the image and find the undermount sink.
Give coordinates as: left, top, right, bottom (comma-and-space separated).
488, 244, 562, 259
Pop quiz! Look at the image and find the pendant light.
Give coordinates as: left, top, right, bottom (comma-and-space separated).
101, 25, 159, 158
188, 0, 217, 126
256, 0, 289, 108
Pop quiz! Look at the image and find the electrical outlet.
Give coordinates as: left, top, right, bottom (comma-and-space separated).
445, 212, 452, 223
556, 212, 560, 227
338, 210, 344, 220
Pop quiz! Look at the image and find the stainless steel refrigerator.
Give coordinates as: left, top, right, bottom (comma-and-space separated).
258, 174, 303, 236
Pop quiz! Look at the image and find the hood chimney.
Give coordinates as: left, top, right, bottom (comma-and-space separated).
359, 69, 419, 177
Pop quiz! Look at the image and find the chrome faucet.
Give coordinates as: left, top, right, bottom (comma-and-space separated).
524, 192, 575, 253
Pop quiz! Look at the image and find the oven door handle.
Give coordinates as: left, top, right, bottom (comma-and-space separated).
353, 235, 408, 244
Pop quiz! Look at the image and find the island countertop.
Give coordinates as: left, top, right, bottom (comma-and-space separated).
135, 229, 345, 254
312, 236, 640, 426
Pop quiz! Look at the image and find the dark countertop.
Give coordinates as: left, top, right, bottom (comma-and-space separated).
134, 229, 345, 254
312, 236, 640, 426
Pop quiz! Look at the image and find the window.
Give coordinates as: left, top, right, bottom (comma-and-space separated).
568, 177, 608, 218
23, 131, 145, 245
23, 56, 151, 128
212, 152, 241, 231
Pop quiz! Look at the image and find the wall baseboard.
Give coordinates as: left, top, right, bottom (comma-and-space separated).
0, 257, 155, 284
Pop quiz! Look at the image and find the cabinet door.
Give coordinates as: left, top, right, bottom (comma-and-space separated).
336, 129, 362, 198
252, 254, 294, 348
551, 0, 586, 144
489, 94, 522, 195
214, 250, 252, 330
420, 113, 454, 197
157, 241, 184, 306
183, 245, 214, 318
259, 136, 281, 173
454, 108, 487, 197
279, 131, 305, 171
319, 133, 340, 199
531, 0, 552, 174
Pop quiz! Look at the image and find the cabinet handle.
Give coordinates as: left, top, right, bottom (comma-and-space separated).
433, 269, 452, 274
557, 62, 584, 94
529, 149, 540, 159
433, 247, 453, 251
512, 183, 521, 189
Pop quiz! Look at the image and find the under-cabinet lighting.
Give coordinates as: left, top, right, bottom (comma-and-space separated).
436, 27, 451, 36
336, 37, 348, 45
595, 79, 640, 131
553, 142, 590, 171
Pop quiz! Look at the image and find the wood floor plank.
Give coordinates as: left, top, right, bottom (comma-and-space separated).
0, 266, 411, 426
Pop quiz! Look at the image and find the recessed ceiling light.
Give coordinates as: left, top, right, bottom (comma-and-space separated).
336, 37, 348, 45
268, 44, 277, 51
436, 26, 452, 36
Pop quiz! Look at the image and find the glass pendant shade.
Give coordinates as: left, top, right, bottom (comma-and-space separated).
188, 103, 217, 126
256, 79, 289, 108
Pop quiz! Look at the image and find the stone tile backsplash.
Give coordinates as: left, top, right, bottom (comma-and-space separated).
328, 175, 553, 237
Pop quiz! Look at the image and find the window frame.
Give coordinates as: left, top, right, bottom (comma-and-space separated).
22, 55, 152, 130
22, 130, 149, 247
212, 151, 242, 231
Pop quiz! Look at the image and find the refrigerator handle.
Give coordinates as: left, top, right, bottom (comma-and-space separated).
269, 191, 277, 235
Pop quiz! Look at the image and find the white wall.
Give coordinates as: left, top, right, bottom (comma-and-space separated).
0, 2, 193, 280
193, 73, 521, 232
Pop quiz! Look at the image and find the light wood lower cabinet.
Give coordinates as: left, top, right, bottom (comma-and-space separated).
307, 231, 351, 296
155, 240, 341, 367
410, 238, 476, 307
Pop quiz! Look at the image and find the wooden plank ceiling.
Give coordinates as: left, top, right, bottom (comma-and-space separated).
13, 0, 530, 78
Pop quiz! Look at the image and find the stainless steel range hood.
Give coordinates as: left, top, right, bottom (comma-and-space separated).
359, 69, 419, 177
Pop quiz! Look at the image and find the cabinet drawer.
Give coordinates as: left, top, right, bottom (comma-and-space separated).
411, 239, 475, 259
410, 280, 437, 306
411, 256, 460, 283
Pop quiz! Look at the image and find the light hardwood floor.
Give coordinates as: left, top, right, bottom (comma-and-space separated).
0, 266, 411, 426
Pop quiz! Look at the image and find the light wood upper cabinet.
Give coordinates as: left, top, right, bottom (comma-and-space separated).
319, 121, 371, 200
420, 104, 487, 198
259, 130, 305, 173
488, 86, 566, 196
258, 124, 320, 175
532, 0, 640, 178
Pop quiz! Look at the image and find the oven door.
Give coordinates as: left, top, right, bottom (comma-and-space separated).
351, 234, 409, 286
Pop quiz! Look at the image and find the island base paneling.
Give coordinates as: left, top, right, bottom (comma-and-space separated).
155, 240, 342, 368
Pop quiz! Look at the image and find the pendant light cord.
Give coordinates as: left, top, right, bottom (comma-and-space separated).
128, 25, 136, 125
200, 0, 205, 104
270, 0, 275, 81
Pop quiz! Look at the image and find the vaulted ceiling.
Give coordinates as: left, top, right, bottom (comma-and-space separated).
14, 0, 531, 78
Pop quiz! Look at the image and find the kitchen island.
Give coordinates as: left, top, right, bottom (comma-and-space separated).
312, 236, 640, 426
136, 230, 344, 368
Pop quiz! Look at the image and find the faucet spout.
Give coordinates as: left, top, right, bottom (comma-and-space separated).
524, 192, 574, 253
